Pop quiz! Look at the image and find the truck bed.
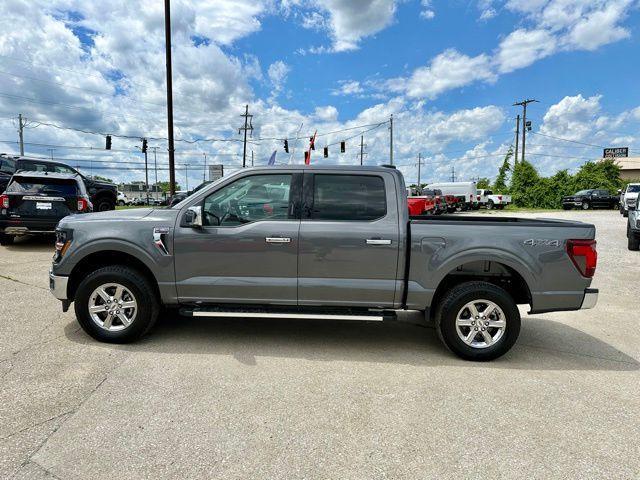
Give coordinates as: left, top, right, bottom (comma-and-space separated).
410, 214, 590, 227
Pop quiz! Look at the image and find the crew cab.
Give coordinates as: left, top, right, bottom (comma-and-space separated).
1, 171, 92, 244
627, 203, 640, 251
561, 189, 619, 210
477, 189, 511, 210
0, 154, 117, 211
49, 166, 598, 361
620, 183, 640, 217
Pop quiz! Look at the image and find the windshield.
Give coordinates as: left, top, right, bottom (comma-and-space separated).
574, 190, 592, 196
0, 157, 16, 174
627, 185, 640, 193
7, 177, 78, 196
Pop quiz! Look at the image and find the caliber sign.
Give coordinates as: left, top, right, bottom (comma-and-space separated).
603, 147, 628, 158
208, 164, 224, 181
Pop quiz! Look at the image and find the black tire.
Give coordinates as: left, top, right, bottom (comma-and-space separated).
581, 201, 590, 210
623, 210, 629, 218
497, 205, 505, 210
118, 200, 125, 206
628, 224, 640, 251
434, 281, 521, 361
74, 265, 160, 343
487, 200, 494, 210
95, 198, 115, 211
562, 205, 571, 210
0, 233, 14, 245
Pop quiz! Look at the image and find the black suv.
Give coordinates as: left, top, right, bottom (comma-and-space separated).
0, 171, 92, 245
0, 155, 116, 211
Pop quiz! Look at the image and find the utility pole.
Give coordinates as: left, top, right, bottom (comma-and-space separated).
513, 99, 538, 163
251, 150, 254, 167
152, 147, 158, 187
18, 114, 24, 156
203, 152, 207, 182
360, 135, 364, 166
144, 146, 149, 205
450, 166, 456, 182
514, 114, 520, 164
164, 0, 176, 196
416, 153, 425, 187
239, 104, 253, 168
389, 114, 394, 165
47, 148, 55, 161
184, 163, 189, 191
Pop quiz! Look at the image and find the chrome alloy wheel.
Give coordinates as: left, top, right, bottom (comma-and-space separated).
455, 299, 506, 349
88, 283, 137, 332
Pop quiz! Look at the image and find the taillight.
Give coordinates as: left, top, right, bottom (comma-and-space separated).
477, 195, 481, 200
567, 239, 597, 278
77, 197, 87, 211
0, 194, 8, 209
498, 195, 503, 201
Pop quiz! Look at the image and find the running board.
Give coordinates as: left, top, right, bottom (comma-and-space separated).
182, 308, 395, 322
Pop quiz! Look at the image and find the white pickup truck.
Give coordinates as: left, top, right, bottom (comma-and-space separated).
477, 189, 511, 210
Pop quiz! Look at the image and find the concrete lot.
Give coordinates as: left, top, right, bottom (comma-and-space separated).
1, 209, 639, 479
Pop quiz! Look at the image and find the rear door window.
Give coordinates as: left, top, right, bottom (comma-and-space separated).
311, 174, 386, 221
7, 178, 78, 196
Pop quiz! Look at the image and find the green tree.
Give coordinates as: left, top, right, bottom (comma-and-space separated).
476, 177, 491, 189
93, 175, 114, 183
493, 147, 513, 192
155, 181, 182, 193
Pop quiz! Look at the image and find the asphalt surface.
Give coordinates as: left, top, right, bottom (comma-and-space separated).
1, 209, 639, 479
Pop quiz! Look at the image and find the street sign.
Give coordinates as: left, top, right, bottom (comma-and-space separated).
208, 164, 224, 182
603, 147, 628, 158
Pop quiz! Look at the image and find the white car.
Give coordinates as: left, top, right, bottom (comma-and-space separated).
620, 183, 640, 217
477, 189, 512, 210
117, 191, 131, 206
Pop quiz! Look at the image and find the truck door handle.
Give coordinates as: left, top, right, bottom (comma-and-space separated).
265, 237, 291, 244
366, 238, 392, 245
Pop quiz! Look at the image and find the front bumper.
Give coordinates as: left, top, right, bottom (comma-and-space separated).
49, 269, 69, 300
580, 288, 598, 309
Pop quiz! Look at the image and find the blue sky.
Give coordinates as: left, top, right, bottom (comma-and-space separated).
0, 0, 639, 187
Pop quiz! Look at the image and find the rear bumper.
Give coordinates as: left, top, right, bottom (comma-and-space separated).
49, 269, 69, 300
0, 218, 59, 235
580, 288, 598, 309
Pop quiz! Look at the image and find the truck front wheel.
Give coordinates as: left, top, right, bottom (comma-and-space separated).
74, 265, 160, 343
628, 224, 640, 251
434, 281, 520, 361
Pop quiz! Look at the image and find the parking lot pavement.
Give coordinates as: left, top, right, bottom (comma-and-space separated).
1, 210, 639, 479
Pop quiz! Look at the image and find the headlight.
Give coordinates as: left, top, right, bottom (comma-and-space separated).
54, 229, 73, 262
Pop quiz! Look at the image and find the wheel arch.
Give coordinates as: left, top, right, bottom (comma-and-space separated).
427, 256, 532, 322
67, 249, 160, 302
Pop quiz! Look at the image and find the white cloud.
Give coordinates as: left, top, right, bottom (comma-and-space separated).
405, 49, 496, 99
479, 8, 497, 21
267, 60, 291, 99
565, 1, 632, 50
420, 0, 435, 19
312, 0, 398, 52
540, 94, 602, 140
313, 105, 339, 122
495, 28, 557, 73
331, 80, 364, 96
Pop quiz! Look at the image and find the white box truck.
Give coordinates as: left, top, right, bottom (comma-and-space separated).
427, 181, 477, 210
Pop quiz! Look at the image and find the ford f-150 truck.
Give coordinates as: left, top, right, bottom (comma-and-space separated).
49, 165, 598, 361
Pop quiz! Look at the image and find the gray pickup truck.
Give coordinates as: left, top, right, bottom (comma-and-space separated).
49, 165, 598, 361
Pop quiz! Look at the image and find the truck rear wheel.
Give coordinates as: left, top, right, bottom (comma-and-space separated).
74, 265, 159, 343
434, 281, 520, 361
0, 233, 14, 246
487, 200, 494, 210
628, 224, 640, 251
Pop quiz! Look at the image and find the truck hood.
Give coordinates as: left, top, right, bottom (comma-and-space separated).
58, 207, 179, 227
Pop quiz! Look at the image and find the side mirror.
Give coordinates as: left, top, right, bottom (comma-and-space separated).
617, 189, 622, 195
183, 205, 202, 228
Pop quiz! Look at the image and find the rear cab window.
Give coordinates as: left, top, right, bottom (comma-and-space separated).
0, 157, 16, 175
311, 174, 386, 221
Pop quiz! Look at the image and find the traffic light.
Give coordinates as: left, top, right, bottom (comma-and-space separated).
284, 139, 289, 153
525, 120, 532, 131
340, 141, 346, 153
323, 146, 328, 158
142, 138, 148, 153
310, 136, 315, 150
105, 135, 111, 150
